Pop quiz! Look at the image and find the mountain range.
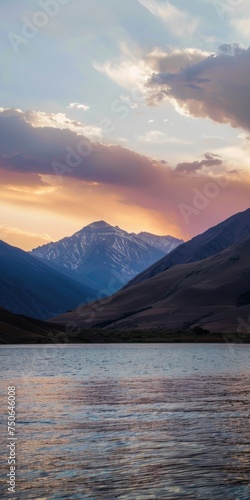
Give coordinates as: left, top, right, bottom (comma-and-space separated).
132, 231, 183, 253
54, 208, 250, 334
1, 210, 250, 334
0, 222, 182, 321
30, 221, 183, 293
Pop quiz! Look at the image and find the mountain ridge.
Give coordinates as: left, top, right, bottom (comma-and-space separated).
30, 221, 182, 292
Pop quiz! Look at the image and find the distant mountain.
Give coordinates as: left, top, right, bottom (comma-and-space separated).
135, 232, 183, 253
54, 237, 250, 334
125, 208, 250, 288
31, 221, 180, 292
0, 240, 96, 320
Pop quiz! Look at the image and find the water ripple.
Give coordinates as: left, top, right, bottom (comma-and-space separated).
0, 345, 250, 499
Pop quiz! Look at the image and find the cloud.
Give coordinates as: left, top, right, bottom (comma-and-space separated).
0, 107, 167, 189
94, 56, 151, 95
148, 45, 250, 131
136, 130, 191, 144
238, 133, 250, 140
0, 106, 249, 244
94, 46, 211, 101
98, 44, 250, 133
147, 47, 211, 73
0, 107, 102, 141
68, 102, 90, 111
175, 153, 223, 174
228, 169, 241, 175
137, 0, 199, 37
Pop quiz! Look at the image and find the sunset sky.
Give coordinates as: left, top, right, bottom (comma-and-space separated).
0, 0, 250, 250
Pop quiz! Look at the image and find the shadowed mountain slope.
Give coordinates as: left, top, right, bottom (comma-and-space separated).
0, 240, 96, 320
53, 237, 250, 334
125, 208, 250, 289
0, 307, 65, 343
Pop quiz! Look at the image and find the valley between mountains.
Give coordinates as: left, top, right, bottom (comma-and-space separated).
1, 209, 250, 342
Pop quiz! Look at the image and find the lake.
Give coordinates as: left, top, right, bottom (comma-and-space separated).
0, 344, 250, 499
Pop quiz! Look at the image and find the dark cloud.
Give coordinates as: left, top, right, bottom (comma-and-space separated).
175, 153, 223, 174
0, 108, 249, 241
0, 109, 162, 189
148, 45, 250, 131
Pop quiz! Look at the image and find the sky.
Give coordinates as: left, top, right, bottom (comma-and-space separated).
0, 0, 250, 250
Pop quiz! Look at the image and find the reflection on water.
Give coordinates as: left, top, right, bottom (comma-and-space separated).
0, 345, 250, 499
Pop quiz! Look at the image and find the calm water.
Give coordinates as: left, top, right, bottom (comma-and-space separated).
0, 344, 250, 499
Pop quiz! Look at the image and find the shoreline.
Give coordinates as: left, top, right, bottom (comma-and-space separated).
1, 330, 249, 345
